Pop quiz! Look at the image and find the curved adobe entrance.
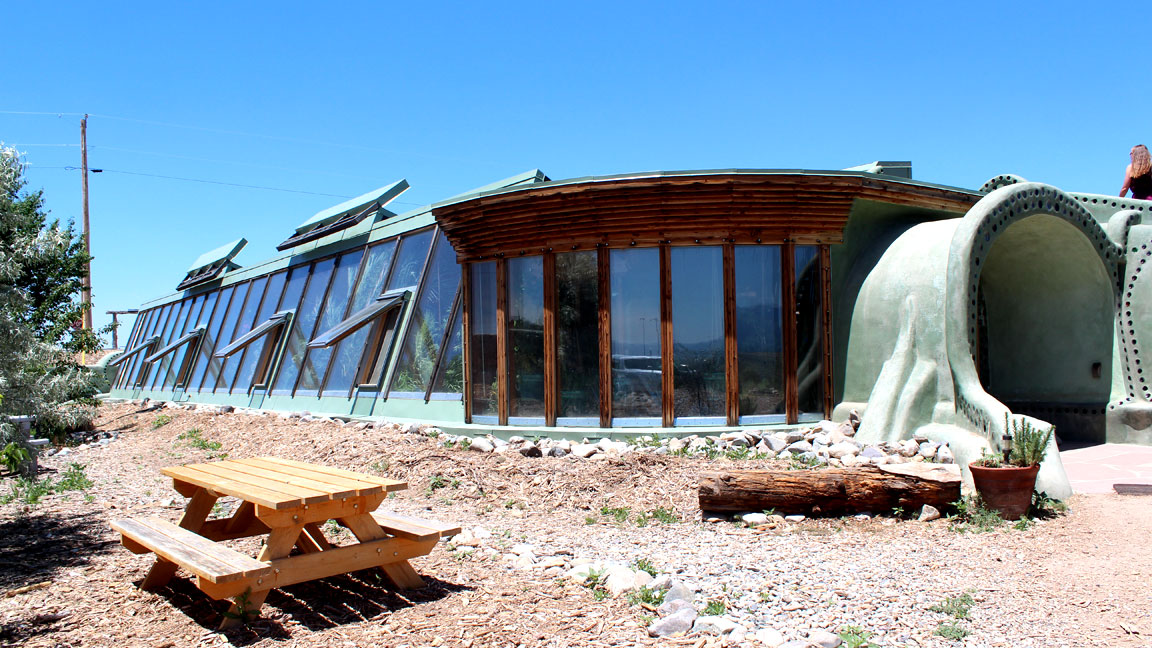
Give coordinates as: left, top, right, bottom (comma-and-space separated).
976, 214, 1115, 443
948, 183, 1122, 445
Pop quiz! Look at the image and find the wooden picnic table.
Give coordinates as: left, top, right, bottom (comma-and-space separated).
111, 457, 459, 628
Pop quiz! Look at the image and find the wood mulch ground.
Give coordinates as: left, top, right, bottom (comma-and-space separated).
0, 402, 1149, 647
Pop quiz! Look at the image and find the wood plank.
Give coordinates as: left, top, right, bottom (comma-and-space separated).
165, 465, 302, 510
660, 244, 673, 428
461, 263, 473, 423
597, 247, 612, 428
257, 457, 406, 491
340, 514, 426, 590
542, 252, 557, 427
187, 462, 332, 505
255, 492, 387, 527
112, 517, 271, 584
142, 487, 217, 589
723, 243, 738, 425
368, 513, 438, 541
1114, 483, 1152, 495
227, 457, 378, 497
200, 535, 437, 600
819, 244, 835, 418
782, 243, 798, 424
496, 258, 509, 426
198, 517, 270, 542
372, 511, 461, 539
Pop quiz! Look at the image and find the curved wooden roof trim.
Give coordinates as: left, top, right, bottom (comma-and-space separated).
433, 172, 979, 261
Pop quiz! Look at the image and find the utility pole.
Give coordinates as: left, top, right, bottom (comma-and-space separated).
80, 115, 92, 331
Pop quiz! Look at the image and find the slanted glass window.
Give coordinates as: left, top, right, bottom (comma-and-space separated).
390, 233, 461, 396
296, 250, 364, 396
387, 229, 434, 290
160, 294, 207, 389
430, 307, 464, 396
610, 248, 661, 423
507, 256, 545, 422
469, 262, 499, 421
187, 285, 235, 391
795, 245, 824, 418
555, 251, 599, 424
213, 310, 294, 390
108, 328, 161, 387
209, 280, 255, 392
735, 246, 785, 422
232, 272, 288, 393
324, 241, 397, 396
146, 300, 187, 390
272, 259, 335, 394
112, 310, 147, 389
116, 307, 157, 388
671, 247, 725, 423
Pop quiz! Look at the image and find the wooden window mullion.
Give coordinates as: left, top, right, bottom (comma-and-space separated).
820, 244, 835, 419
660, 245, 674, 428
542, 252, 557, 427
723, 244, 738, 426
597, 248, 612, 428
424, 286, 463, 403
782, 243, 798, 424
462, 263, 473, 423
496, 258, 509, 426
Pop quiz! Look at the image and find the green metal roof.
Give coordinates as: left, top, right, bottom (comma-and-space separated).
186, 238, 247, 273
294, 179, 409, 234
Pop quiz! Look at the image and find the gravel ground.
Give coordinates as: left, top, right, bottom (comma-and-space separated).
0, 402, 1149, 648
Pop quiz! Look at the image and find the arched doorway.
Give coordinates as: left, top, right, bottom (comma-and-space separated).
975, 214, 1114, 445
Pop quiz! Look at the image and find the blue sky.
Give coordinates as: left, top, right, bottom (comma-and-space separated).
3, 1, 1146, 340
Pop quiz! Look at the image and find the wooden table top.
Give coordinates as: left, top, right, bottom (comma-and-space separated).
162, 457, 407, 511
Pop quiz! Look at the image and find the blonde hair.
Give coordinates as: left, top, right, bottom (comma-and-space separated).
1132, 145, 1152, 177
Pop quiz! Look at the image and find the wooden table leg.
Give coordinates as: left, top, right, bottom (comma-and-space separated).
294, 523, 332, 554
340, 514, 425, 589
142, 487, 217, 590
219, 523, 304, 630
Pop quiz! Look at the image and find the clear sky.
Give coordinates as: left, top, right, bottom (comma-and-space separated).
3, 1, 1146, 343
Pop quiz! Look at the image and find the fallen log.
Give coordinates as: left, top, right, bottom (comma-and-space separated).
698, 463, 961, 515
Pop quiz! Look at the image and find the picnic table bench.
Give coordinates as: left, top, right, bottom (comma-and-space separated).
111, 457, 459, 628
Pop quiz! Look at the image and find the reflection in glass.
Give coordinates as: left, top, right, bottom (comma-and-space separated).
233, 272, 288, 392
217, 277, 268, 392
209, 281, 253, 391
610, 248, 661, 419
795, 245, 824, 416
507, 257, 544, 419
188, 285, 235, 391
431, 307, 463, 394
387, 229, 434, 290
469, 262, 499, 418
114, 310, 146, 388
391, 233, 462, 394
119, 308, 154, 388
123, 308, 159, 388
325, 241, 397, 395
555, 251, 599, 421
671, 247, 725, 420
734, 246, 785, 418
146, 300, 186, 390
273, 260, 333, 393
297, 250, 363, 394
161, 295, 205, 389
169, 293, 216, 388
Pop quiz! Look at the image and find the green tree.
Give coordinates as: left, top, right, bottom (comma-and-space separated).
0, 144, 103, 448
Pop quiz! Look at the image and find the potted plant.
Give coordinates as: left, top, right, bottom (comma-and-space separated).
967, 414, 1054, 520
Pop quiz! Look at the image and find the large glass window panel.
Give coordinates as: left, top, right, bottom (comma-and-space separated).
137, 306, 170, 386
160, 295, 206, 389
206, 282, 251, 392
387, 229, 434, 291
166, 293, 214, 389
506, 257, 544, 420
469, 262, 499, 419
735, 246, 785, 420
187, 286, 235, 391
610, 248, 661, 420
325, 241, 397, 395
216, 276, 267, 392
114, 311, 147, 388
795, 245, 825, 417
121, 308, 157, 388
671, 247, 725, 421
431, 307, 463, 395
273, 259, 334, 394
391, 234, 462, 395
233, 272, 288, 392
555, 251, 599, 423
297, 250, 363, 395
146, 300, 187, 390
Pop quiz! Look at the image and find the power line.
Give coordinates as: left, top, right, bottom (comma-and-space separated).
29, 165, 355, 198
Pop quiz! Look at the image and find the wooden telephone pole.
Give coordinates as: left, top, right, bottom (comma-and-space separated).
80, 115, 92, 331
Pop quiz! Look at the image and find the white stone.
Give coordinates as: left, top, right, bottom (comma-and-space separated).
918, 441, 940, 459
693, 616, 739, 636
754, 627, 785, 647
603, 564, 642, 596
648, 608, 697, 637
742, 512, 769, 525
898, 439, 920, 457
649, 574, 673, 591
571, 443, 599, 458
827, 442, 859, 459
808, 629, 843, 648
784, 514, 806, 522
918, 504, 942, 522
469, 438, 495, 453
937, 444, 955, 463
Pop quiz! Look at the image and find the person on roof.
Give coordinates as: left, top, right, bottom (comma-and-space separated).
1120, 144, 1152, 200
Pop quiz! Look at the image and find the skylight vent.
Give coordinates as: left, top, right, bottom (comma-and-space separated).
176, 239, 247, 291
277, 179, 409, 251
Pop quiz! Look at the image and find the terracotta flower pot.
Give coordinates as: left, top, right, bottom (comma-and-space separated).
968, 464, 1039, 520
